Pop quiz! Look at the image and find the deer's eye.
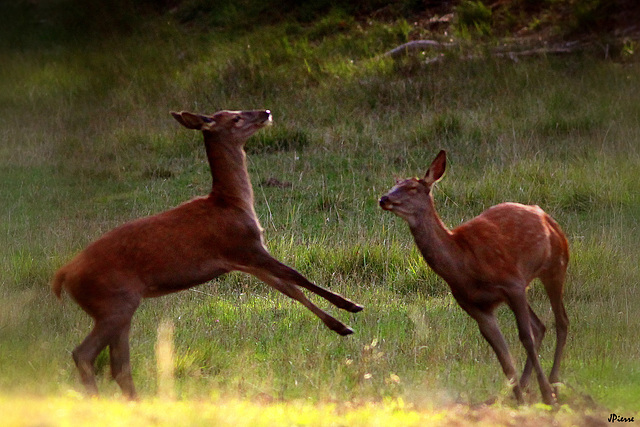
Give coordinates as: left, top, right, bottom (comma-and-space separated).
232, 116, 242, 123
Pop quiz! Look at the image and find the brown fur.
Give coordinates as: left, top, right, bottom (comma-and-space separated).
380, 150, 569, 405
53, 109, 363, 399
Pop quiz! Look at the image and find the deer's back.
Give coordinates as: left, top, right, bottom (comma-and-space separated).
56, 195, 263, 308
451, 202, 565, 283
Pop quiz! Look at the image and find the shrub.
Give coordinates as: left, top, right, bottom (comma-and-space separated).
454, 0, 493, 38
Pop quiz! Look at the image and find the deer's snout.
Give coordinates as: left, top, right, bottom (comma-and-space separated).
260, 110, 272, 124
379, 196, 392, 210
245, 110, 272, 126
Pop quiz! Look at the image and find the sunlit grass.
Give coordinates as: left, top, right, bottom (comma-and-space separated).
0, 393, 610, 427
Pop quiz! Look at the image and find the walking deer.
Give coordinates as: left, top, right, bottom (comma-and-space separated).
52, 109, 363, 399
379, 150, 569, 405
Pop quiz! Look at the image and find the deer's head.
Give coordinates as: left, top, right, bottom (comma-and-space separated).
379, 150, 446, 223
171, 109, 272, 142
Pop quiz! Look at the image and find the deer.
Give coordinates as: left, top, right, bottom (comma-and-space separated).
52, 109, 363, 399
379, 150, 569, 405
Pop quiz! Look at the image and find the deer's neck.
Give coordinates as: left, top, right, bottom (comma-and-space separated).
204, 133, 254, 209
409, 197, 463, 284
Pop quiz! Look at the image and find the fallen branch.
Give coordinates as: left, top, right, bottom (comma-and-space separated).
493, 44, 579, 62
384, 39, 584, 63
384, 40, 454, 59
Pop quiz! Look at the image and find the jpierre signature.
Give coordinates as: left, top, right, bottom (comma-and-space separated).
608, 414, 635, 423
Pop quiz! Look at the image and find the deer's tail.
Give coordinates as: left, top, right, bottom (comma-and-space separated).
51, 269, 66, 300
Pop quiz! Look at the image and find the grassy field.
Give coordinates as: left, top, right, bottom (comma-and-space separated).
1, 1, 639, 425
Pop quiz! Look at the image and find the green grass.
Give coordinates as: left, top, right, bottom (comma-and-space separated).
1, 2, 639, 424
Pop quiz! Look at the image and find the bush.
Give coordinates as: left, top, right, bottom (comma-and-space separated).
454, 0, 493, 38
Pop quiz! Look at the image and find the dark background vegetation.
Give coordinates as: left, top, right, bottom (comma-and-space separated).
2, 0, 640, 50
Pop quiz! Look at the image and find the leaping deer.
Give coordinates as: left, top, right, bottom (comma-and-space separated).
379, 150, 569, 405
52, 109, 363, 399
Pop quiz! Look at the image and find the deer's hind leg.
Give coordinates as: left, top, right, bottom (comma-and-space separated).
72, 323, 111, 396
539, 270, 569, 389
72, 289, 141, 398
108, 317, 137, 399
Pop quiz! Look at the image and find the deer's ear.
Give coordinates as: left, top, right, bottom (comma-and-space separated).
424, 150, 446, 185
171, 111, 215, 130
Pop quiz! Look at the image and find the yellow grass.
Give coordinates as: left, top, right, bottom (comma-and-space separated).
0, 393, 608, 427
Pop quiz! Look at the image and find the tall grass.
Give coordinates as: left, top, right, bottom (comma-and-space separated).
1, 4, 639, 416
